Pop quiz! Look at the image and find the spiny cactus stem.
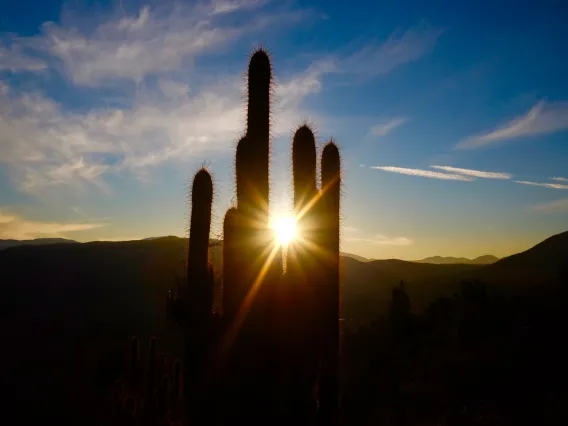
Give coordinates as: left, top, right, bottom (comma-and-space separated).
247, 49, 271, 142
319, 140, 341, 425
187, 168, 213, 320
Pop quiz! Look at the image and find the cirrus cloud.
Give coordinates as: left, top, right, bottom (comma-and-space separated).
0, 1, 444, 199
368, 117, 407, 137
29, 2, 306, 86
515, 180, 568, 190
345, 234, 414, 246
0, 45, 47, 72
371, 166, 474, 181
456, 101, 568, 150
0, 0, 330, 195
0, 211, 105, 240
341, 24, 444, 79
0, 68, 323, 193
212, 0, 270, 15
430, 165, 512, 179
531, 198, 568, 213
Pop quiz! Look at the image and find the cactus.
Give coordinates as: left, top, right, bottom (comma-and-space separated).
102, 336, 184, 425
186, 168, 214, 323
168, 48, 341, 425
220, 48, 283, 419
319, 141, 341, 425
173, 359, 183, 400
147, 336, 157, 400
130, 336, 140, 393
184, 167, 215, 422
288, 125, 318, 279
221, 207, 239, 322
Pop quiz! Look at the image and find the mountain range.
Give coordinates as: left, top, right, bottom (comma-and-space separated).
1, 229, 566, 422
2, 230, 567, 324
0, 237, 77, 250
0, 238, 498, 266
416, 254, 499, 265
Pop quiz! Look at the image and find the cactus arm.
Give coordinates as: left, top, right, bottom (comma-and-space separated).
318, 141, 341, 425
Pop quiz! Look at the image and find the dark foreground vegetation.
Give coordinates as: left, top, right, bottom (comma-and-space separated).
1, 230, 567, 425
343, 277, 568, 425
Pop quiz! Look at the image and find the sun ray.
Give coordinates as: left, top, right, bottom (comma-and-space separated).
214, 174, 338, 369
295, 176, 338, 223
216, 243, 281, 362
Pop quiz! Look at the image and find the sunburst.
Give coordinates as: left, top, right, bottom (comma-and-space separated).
270, 215, 297, 246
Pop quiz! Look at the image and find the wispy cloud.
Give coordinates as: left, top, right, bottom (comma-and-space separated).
0, 1, 326, 194
371, 166, 474, 181
0, 64, 326, 193
345, 234, 414, 246
70, 206, 111, 222
0, 45, 47, 72
550, 176, 568, 182
342, 24, 444, 78
212, 0, 269, 14
456, 101, 568, 149
531, 198, 568, 213
515, 180, 568, 190
343, 227, 413, 246
0, 211, 105, 239
343, 226, 358, 233
158, 79, 190, 100
368, 117, 407, 137
430, 165, 512, 179
1, 3, 440, 197
25, 2, 301, 86
274, 59, 336, 109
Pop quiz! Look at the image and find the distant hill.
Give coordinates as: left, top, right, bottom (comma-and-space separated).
340, 252, 371, 262
475, 230, 568, 285
4, 232, 566, 327
2, 230, 567, 421
416, 254, 499, 265
0, 238, 77, 250
0, 236, 483, 328
142, 236, 179, 241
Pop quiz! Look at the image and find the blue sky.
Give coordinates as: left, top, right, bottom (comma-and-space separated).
1, 0, 567, 259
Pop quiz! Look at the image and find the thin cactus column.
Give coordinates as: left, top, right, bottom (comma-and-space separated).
225, 50, 282, 323
187, 169, 214, 322
318, 141, 341, 425
184, 168, 215, 422
219, 48, 284, 421
285, 125, 324, 418
221, 207, 239, 323
288, 125, 318, 279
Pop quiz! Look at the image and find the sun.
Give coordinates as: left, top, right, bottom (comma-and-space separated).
271, 215, 296, 246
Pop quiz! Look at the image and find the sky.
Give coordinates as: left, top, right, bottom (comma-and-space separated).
1, 0, 567, 260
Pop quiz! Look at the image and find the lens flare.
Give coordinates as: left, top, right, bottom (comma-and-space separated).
271, 215, 296, 245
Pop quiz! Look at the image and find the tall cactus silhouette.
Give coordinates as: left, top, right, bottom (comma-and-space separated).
184, 167, 215, 422
186, 168, 214, 323
170, 48, 342, 425
319, 141, 341, 425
